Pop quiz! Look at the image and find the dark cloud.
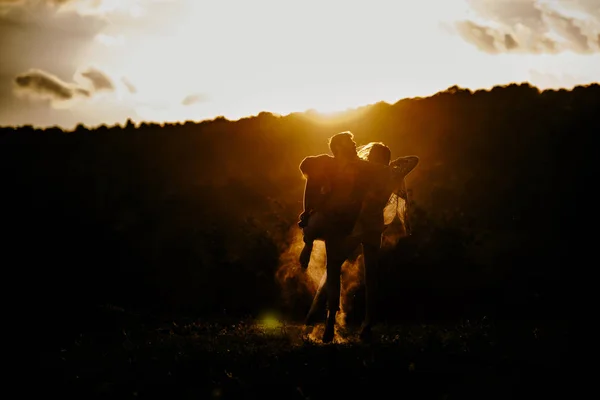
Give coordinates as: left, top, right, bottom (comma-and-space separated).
78, 66, 114, 91
14, 69, 90, 104
13, 66, 117, 108
5, 67, 141, 128
457, 0, 600, 54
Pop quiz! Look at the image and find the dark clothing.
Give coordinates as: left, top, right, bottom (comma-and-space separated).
299, 154, 388, 313
299, 154, 385, 239
305, 156, 420, 318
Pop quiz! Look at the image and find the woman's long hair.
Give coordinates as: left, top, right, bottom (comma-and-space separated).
356, 142, 411, 241
357, 142, 389, 165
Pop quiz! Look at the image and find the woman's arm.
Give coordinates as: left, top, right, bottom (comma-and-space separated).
390, 156, 419, 178
298, 155, 332, 226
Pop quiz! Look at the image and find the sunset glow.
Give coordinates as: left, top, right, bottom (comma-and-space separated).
1, 0, 599, 128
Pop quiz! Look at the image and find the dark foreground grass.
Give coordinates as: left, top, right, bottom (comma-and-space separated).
39, 305, 569, 399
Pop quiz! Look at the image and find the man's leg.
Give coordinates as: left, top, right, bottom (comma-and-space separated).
322, 237, 346, 343
305, 234, 362, 326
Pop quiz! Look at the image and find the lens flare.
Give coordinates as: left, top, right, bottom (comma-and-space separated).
259, 314, 281, 331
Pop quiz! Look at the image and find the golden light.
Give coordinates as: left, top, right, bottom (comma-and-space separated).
89, 0, 483, 125
59, 0, 598, 128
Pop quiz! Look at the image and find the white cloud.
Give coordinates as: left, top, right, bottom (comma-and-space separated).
456, 0, 600, 53
95, 33, 125, 46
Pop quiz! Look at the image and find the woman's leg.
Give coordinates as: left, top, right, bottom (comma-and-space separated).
360, 233, 382, 341
305, 271, 328, 325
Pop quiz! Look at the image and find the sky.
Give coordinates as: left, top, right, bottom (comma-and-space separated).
0, 0, 599, 129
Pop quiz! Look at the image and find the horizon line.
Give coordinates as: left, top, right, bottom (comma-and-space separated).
2, 80, 599, 132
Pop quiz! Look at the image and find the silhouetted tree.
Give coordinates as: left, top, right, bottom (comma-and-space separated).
1, 82, 596, 324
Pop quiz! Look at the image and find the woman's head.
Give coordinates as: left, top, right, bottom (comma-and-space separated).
328, 131, 357, 159
357, 142, 391, 165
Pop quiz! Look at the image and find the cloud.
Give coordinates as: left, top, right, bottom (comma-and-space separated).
0, 0, 107, 38
76, 66, 114, 91
181, 93, 208, 106
53, 0, 177, 17
0, 0, 24, 14
456, 0, 600, 54
557, 0, 600, 20
504, 33, 519, 50
544, 8, 594, 53
14, 69, 90, 107
0, 0, 172, 17
95, 33, 125, 46
466, 0, 546, 32
13, 66, 116, 108
455, 20, 501, 53
0, 0, 24, 5
0, 0, 67, 14
121, 77, 137, 94
528, 69, 594, 89
55, 0, 143, 17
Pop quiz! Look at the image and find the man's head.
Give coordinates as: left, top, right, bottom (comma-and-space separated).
328, 131, 357, 160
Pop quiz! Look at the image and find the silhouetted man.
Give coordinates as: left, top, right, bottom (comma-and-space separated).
298, 131, 385, 342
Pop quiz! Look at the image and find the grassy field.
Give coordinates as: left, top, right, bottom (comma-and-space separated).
38, 305, 568, 399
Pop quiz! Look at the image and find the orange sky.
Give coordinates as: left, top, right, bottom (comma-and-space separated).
1, 0, 599, 129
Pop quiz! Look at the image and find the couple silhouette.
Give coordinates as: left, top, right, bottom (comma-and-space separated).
298, 131, 419, 343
